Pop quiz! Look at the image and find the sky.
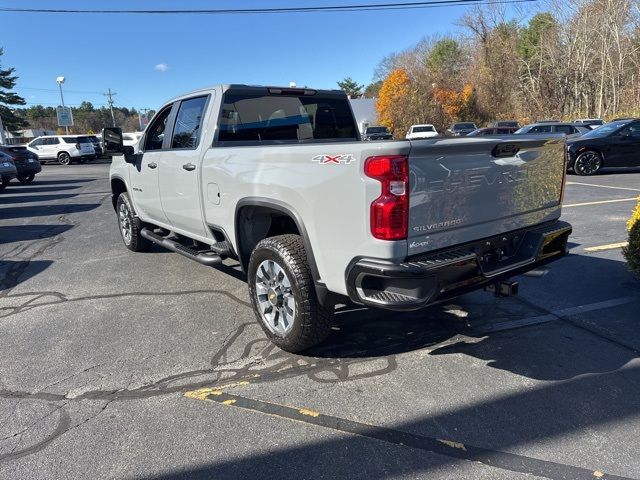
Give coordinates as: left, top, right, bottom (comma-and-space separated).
1, 0, 525, 112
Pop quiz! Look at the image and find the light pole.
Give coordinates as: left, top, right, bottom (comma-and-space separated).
56, 76, 69, 134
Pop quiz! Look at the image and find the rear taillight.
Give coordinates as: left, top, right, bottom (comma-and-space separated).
364, 155, 409, 240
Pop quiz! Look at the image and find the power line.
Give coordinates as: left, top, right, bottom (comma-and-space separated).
0, 0, 537, 15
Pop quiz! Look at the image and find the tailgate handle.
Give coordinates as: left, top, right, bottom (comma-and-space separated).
492, 144, 519, 158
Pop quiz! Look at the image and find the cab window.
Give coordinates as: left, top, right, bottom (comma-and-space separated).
171, 96, 207, 149
144, 106, 173, 151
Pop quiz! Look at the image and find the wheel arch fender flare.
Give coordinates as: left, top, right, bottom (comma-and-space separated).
234, 197, 326, 297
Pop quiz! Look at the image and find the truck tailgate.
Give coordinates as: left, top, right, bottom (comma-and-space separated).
407, 136, 565, 256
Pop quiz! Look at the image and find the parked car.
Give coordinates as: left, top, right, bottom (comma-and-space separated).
446, 122, 477, 136
492, 120, 520, 128
26, 135, 95, 165
405, 124, 439, 139
467, 127, 518, 136
573, 118, 604, 128
566, 119, 640, 175
0, 145, 42, 183
88, 135, 103, 158
123, 132, 143, 147
0, 152, 17, 190
514, 122, 590, 137
362, 126, 393, 141
104, 83, 571, 352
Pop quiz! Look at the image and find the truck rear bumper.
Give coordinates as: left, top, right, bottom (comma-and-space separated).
346, 220, 572, 311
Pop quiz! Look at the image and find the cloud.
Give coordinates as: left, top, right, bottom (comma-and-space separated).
154, 63, 169, 73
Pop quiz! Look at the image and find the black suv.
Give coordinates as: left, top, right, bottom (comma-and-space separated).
446, 122, 477, 137
0, 145, 42, 184
362, 126, 393, 141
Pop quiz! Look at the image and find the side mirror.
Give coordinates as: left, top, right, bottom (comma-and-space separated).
102, 127, 124, 155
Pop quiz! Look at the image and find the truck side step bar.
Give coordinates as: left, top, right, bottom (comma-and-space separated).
140, 228, 222, 267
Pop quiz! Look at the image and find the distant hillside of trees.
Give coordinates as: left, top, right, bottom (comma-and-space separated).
371, 0, 640, 136
14, 102, 155, 134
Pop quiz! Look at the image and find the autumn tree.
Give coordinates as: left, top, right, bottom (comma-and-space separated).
376, 68, 410, 135
0, 48, 28, 132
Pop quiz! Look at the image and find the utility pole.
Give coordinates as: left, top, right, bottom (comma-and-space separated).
139, 108, 150, 130
104, 88, 117, 127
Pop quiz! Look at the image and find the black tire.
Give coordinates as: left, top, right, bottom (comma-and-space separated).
17, 174, 35, 184
0, 176, 9, 191
58, 152, 71, 165
574, 150, 602, 176
116, 192, 152, 252
248, 234, 332, 353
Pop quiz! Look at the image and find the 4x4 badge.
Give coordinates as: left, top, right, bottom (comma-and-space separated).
312, 154, 355, 165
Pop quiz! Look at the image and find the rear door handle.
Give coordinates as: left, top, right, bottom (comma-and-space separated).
182, 163, 196, 171
148, 162, 157, 169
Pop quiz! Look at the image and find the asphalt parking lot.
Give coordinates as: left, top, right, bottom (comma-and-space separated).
1, 161, 639, 480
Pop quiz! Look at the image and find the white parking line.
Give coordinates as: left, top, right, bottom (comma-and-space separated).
567, 181, 640, 192
563, 197, 638, 208
584, 242, 628, 252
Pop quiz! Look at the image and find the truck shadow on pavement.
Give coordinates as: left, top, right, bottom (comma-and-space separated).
0, 203, 101, 220
0, 224, 73, 245
0, 260, 53, 291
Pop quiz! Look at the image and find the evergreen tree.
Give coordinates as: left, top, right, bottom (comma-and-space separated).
337, 77, 364, 97
0, 48, 28, 132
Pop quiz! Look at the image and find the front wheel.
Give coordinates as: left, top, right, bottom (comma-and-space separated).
57, 152, 71, 165
248, 234, 332, 353
574, 151, 602, 176
17, 174, 35, 184
116, 192, 151, 252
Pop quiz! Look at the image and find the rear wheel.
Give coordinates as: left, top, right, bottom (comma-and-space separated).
57, 152, 71, 165
574, 151, 602, 176
0, 176, 9, 191
248, 234, 332, 353
116, 192, 151, 252
17, 174, 35, 184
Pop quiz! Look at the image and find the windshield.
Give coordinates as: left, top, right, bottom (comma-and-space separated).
581, 120, 629, 138
77, 137, 93, 143
366, 127, 389, 134
453, 123, 475, 129
413, 126, 434, 132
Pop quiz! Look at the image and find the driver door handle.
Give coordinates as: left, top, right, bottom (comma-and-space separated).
182, 163, 196, 171
148, 162, 157, 169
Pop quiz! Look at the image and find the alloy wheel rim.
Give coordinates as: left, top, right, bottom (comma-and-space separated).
118, 203, 132, 244
576, 153, 600, 175
255, 259, 296, 336
59, 154, 70, 165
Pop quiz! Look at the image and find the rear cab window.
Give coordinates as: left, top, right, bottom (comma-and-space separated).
216, 88, 358, 146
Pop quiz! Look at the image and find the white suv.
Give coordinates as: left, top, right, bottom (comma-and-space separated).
27, 135, 96, 165
406, 124, 439, 139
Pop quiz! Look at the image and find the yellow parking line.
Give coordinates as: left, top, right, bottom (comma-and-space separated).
584, 242, 628, 252
566, 181, 640, 192
563, 197, 638, 208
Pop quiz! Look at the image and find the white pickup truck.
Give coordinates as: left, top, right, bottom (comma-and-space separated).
105, 84, 572, 352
